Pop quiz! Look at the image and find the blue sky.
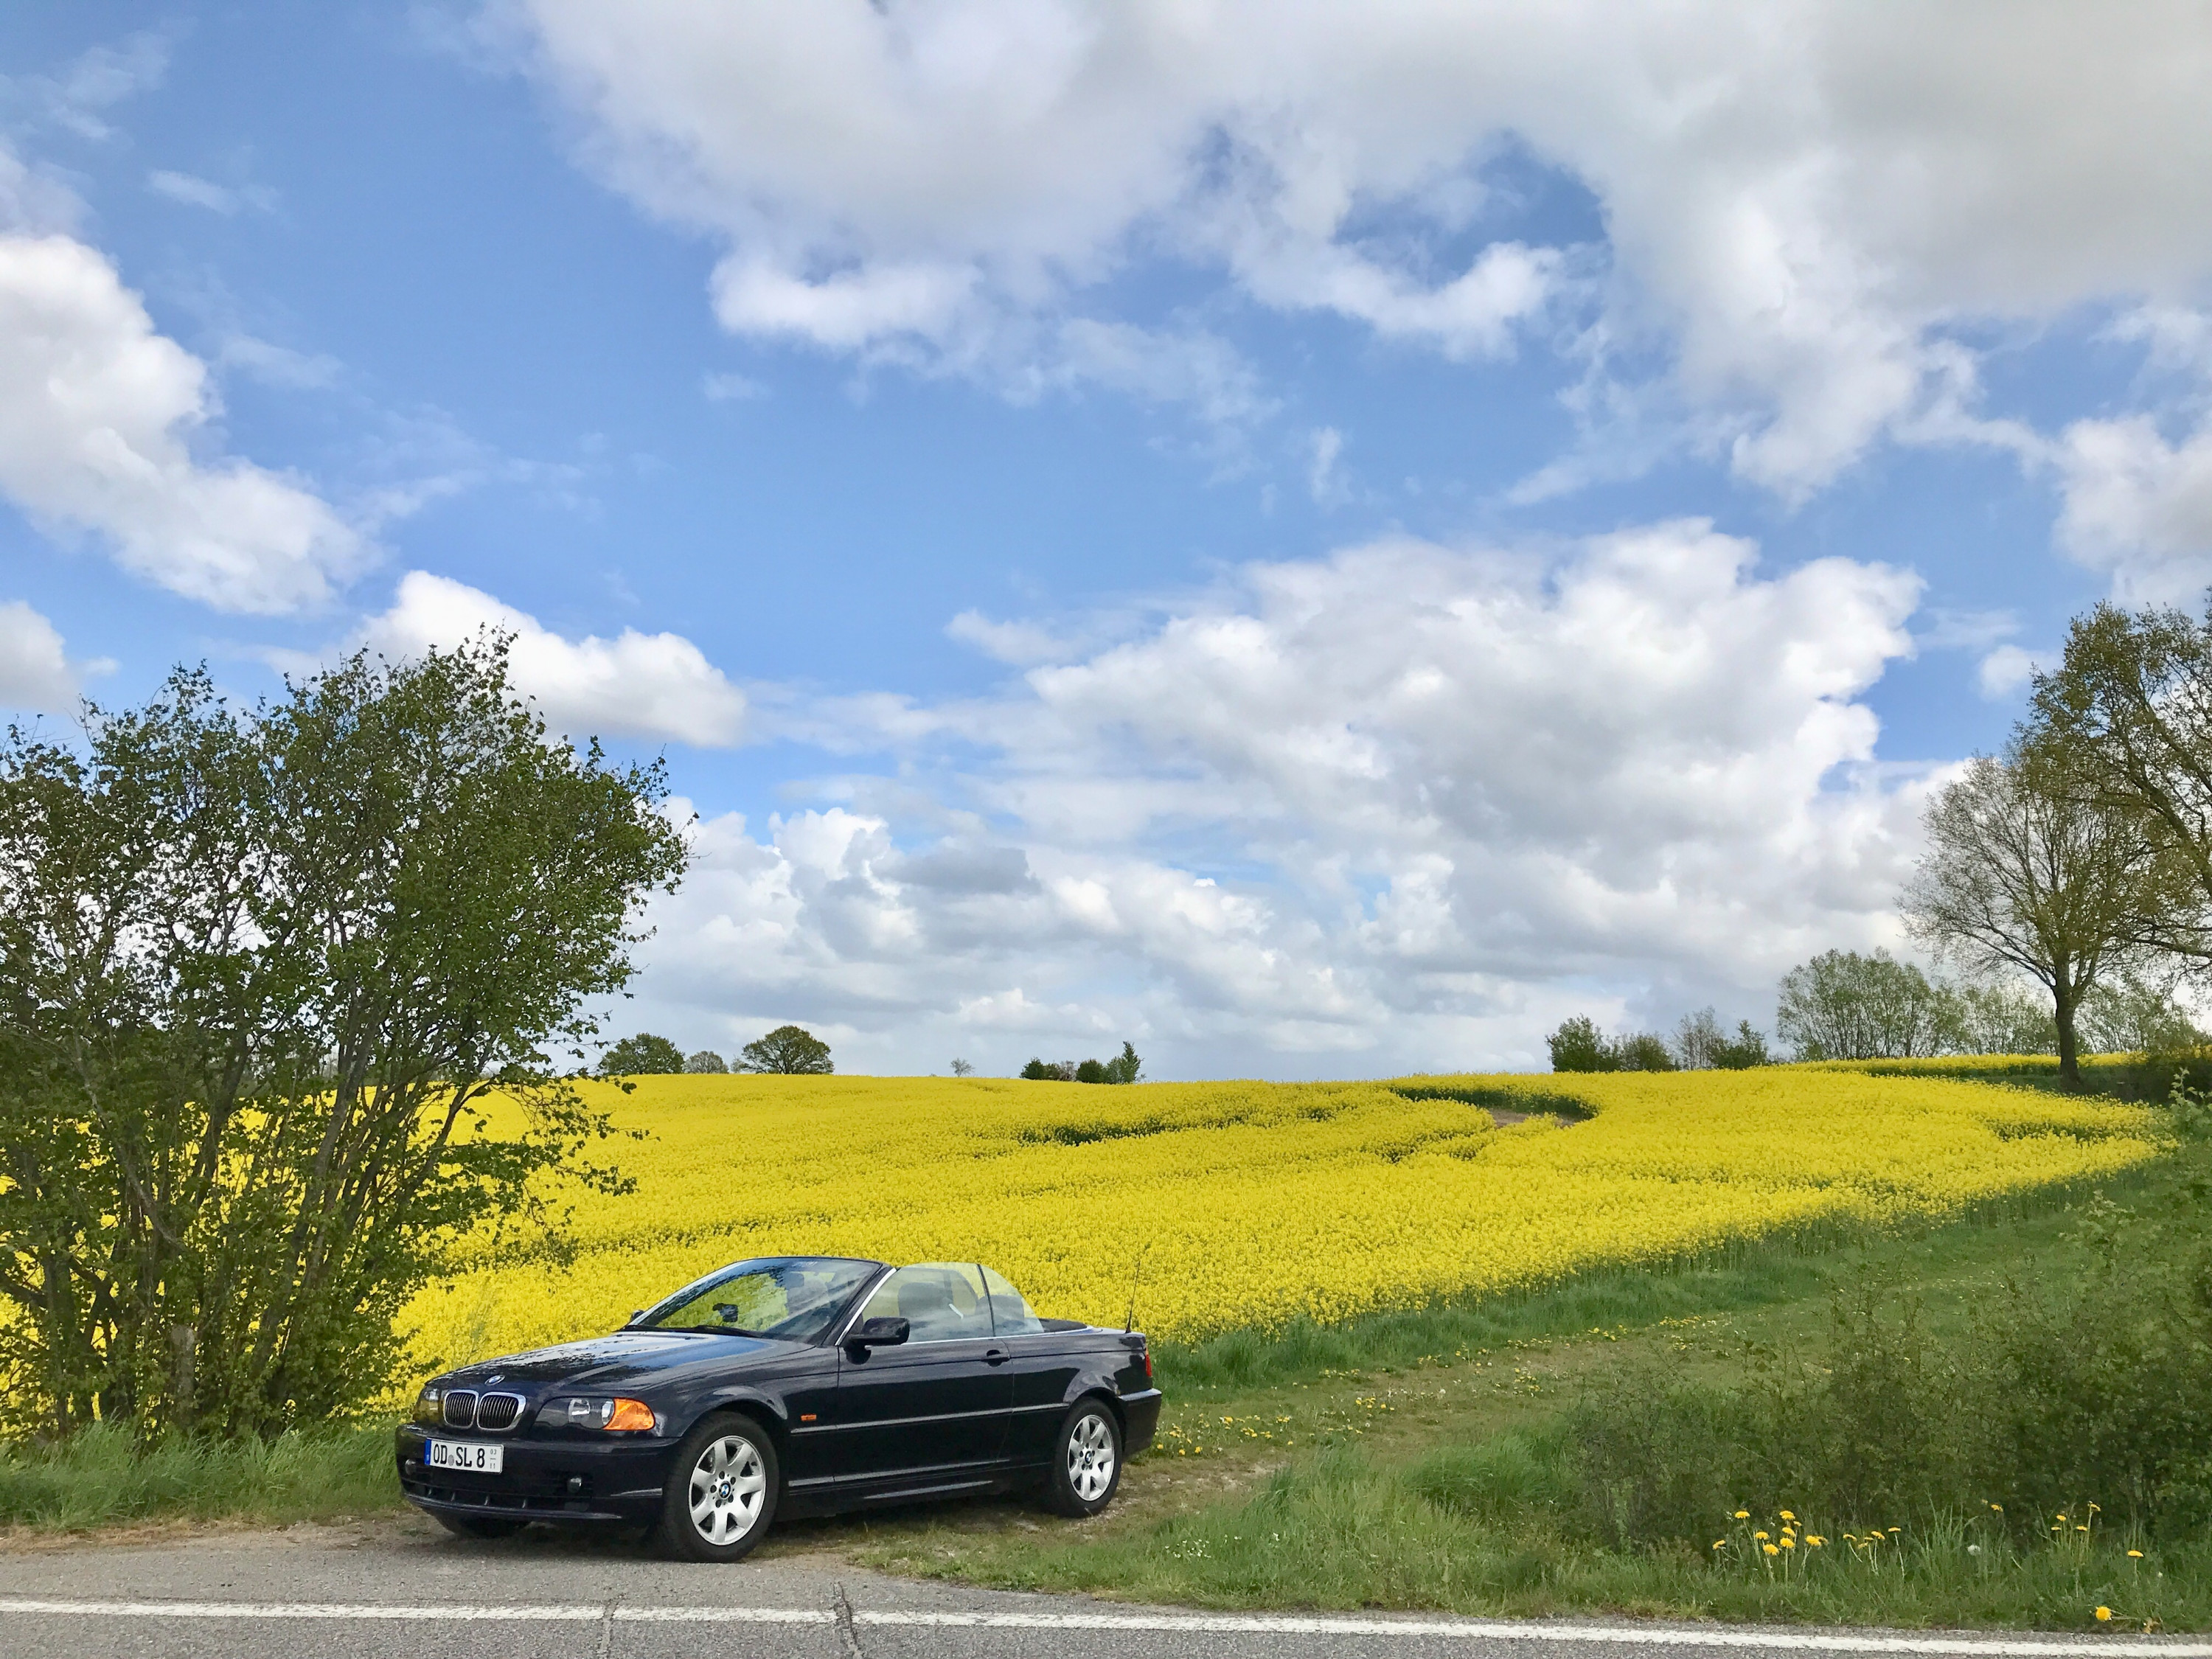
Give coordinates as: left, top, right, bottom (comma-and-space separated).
3, 4, 2210, 1077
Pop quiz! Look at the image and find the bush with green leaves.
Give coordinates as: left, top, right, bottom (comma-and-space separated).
0, 644, 685, 1441
1022, 1042, 1141, 1083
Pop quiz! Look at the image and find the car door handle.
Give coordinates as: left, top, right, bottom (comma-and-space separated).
983, 1347, 1009, 1366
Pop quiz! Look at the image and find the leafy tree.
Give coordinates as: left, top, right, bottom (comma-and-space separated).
2030, 600, 2212, 970
2081, 970, 2207, 1057
948, 1058, 975, 1077
735, 1024, 833, 1074
1074, 1057, 1107, 1083
599, 1034, 685, 1076
1904, 746, 2166, 1087
1020, 1058, 1076, 1080
1950, 979, 2059, 1056
0, 644, 685, 1440
1710, 1021, 1770, 1069
1672, 1008, 1769, 1069
1547, 1015, 1618, 1073
1613, 1032, 1677, 1072
1101, 1041, 1143, 1084
684, 1049, 727, 1074
1775, 948, 1958, 1060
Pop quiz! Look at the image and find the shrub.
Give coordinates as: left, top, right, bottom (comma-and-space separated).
1548, 1016, 1618, 1073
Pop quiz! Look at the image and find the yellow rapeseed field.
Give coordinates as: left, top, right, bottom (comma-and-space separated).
400, 1068, 2164, 1378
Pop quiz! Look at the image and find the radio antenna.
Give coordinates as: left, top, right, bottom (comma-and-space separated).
1123, 1242, 1150, 1332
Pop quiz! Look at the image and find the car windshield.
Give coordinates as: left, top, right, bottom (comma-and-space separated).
633, 1256, 880, 1341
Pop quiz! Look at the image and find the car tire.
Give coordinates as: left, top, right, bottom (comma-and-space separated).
1043, 1398, 1122, 1517
432, 1511, 525, 1540
660, 1413, 779, 1562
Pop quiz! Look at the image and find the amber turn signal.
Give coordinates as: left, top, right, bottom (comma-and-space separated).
606, 1397, 657, 1432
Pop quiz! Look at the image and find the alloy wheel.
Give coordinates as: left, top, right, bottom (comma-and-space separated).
687, 1433, 768, 1546
1065, 1411, 1116, 1502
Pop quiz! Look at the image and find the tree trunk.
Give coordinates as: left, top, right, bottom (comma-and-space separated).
2053, 967, 2083, 1091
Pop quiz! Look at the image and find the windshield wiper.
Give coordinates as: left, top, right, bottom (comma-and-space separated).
675, 1323, 765, 1337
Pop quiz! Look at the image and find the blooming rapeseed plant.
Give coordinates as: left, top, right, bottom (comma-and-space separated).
392, 1068, 2166, 1376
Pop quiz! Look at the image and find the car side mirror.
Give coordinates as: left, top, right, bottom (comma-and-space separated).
849, 1315, 909, 1349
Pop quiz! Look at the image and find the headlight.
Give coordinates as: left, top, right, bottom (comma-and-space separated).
414, 1385, 442, 1425
544, 1395, 657, 1432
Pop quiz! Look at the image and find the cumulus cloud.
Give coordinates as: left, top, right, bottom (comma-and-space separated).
626, 521, 1930, 1074
358, 571, 746, 747
504, 1, 2212, 492
2055, 414, 2212, 600
0, 233, 365, 613
0, 599, 91, 711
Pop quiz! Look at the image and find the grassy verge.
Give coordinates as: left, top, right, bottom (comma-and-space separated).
0, 1419, 400, 1534
849, 1153, 2212, 1629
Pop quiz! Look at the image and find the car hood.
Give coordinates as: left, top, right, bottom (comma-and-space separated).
441, 1330, 789, 1390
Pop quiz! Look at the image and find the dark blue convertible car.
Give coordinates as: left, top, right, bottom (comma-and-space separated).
394, 1256, 1161, 1561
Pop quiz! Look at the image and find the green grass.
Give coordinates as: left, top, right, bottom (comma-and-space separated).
0, 1419, 401, 1532
852, 1152, 2212, 1629
876, 1440, 2204, 1631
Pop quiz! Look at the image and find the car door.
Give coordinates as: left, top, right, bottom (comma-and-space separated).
980, 1264, 1084, 1467
831, 1264, 1012, 1487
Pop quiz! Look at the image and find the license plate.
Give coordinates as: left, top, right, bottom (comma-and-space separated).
427, 1439, 504, 1474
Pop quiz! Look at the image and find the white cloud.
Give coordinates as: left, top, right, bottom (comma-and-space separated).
0, 599, 92, 711
359, 570, 747, 747
1977, 644, 2043, 700
147, 170, 276, 215
2055, 414, 2212, 600
1305, 425, 1347, 507
506, 1, 2212, 493
946, 610, 1077, 667
625, 521, 1930, 1075
0, 233, 365, 613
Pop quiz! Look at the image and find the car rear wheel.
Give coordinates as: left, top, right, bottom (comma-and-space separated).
661, 1413, 779, 1562
432, 1511, 525, 1540
1044, 1399, 1121, 1517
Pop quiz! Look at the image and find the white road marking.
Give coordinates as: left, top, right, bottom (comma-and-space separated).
0, 1598, 2199, 1651
0, 1600, 828, 1624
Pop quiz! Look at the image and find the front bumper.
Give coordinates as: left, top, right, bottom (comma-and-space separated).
393, 1424, 674, 1526
1119, 1388, 1163, 1455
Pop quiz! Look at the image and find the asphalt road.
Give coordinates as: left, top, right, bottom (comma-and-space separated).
3, 1515, 2208, 1659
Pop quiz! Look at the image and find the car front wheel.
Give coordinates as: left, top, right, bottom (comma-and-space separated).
661, 1413, 779, 1562
1044, 1399, 1122, 1517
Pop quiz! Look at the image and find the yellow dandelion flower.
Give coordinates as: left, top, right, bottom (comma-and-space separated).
1764, 1543, 1779, 1557
1989, 1503, 2003, 1513
1714, 1540, 1728, 1550
2096, 1608, 2113, 1623
1781, 1537, 1796, 1550
2129, 1550, 2144, 1559
1754, 1531, 1770, 1541
1733, 1510, 1750, 1520
1780, 1510, 1797, 1522
2077, 1526, 2090, 1533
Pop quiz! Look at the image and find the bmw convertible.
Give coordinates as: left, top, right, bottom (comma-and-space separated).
393, 1256, 1161, 1561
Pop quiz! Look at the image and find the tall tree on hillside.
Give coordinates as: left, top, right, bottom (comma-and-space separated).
1775, 948, 1958, 1060
1904, 746, 2166, 1088
735, 1024, 833, 1074
0, 644, 686, 1439
598, 1033, 685, 1075
2031, 601, 2212, 967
